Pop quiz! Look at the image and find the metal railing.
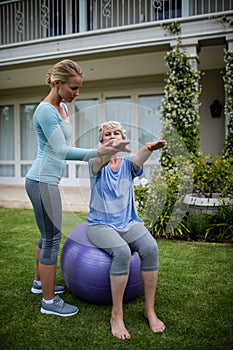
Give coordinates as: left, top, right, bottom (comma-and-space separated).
0, 0, 232, 45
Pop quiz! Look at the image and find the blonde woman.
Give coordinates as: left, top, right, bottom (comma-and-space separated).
25, 61, 130, 317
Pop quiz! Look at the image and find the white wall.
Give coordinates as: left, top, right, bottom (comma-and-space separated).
199, 69, 225, 156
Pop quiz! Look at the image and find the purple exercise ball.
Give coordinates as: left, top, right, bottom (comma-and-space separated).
61, 222, 144, 305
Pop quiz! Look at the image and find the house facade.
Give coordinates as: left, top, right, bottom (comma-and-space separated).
0, 0, 232, 187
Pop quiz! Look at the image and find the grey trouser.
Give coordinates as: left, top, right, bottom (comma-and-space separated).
25, 178, 62, 265
87, 223, 159, 276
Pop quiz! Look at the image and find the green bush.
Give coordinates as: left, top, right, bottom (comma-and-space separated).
204, 203, 233, 242
192, 154, 233, 198
185, 212, 213, 241
135, 167, 190, 240
134, 185, 148, 215
134, 155, 233, 242
185, 203, 233, 243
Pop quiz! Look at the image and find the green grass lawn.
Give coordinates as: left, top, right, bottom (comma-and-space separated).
0, 208, 232, 350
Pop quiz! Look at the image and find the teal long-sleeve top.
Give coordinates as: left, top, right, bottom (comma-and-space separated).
26, 102, 98, 185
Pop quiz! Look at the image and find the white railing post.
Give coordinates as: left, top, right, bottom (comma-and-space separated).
182, 0, 190, 17
79, 0, 88, 32
65, 0, 73, 34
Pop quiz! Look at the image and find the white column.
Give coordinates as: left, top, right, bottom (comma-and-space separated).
226, 34, 233, 52
171, 38, 199, 70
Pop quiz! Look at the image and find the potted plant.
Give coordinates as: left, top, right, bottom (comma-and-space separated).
183, 153, 233, 215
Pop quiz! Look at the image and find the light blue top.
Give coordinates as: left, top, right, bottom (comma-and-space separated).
87, 155, 144, 232
26, 102, 98, 185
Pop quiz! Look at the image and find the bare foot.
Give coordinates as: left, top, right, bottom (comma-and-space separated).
144, 312, 166, 333
110, 316, 131, 340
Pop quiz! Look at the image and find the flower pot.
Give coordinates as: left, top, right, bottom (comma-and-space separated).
183, 193, 232, 215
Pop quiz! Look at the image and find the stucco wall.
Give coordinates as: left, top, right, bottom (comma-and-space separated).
199, 69, 225, 156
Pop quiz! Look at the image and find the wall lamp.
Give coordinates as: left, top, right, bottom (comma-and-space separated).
210, 99, 222, 118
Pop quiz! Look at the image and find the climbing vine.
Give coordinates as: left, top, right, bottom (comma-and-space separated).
160, 42, 201, 170
222, 49, 233, 158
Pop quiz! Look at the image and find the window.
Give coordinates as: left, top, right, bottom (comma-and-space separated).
105, 97, 132, 139
0, 93, 163, 184
138, 95, 163, 177
73, 95, 163, 180
20, 103, 38, 177
74, 99, 99, 178
0, 105, 15, 176
138, 95, 163, 144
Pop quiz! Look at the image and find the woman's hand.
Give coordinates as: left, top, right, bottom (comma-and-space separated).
145, 140, 167, 152
97, 139, 131, 157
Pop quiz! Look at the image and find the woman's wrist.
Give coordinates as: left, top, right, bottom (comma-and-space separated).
144, 144, 153, 152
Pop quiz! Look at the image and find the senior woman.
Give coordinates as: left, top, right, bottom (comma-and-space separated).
86, 121, 166, 340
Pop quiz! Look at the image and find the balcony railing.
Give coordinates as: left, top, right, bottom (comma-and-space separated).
0, 0, 232, 45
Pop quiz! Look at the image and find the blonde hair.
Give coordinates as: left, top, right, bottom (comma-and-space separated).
98, 121, 126, 143
46, 59, 83, 87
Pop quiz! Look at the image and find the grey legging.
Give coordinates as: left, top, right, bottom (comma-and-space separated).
87, 223, 159, 276
25, 178, 62, 265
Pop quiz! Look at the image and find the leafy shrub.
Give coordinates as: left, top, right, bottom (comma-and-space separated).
185, 212, 213, 241
186, 204, 233, 243
135, 166, 191, 239
134, 185, 148, 215
134, 155, 233, 242
192, 154, 233, 198
204, 204, 233, 242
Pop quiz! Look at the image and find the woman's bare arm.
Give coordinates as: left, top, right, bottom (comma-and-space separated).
132, 140, 167, 171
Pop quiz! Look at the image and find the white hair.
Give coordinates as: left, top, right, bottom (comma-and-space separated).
98, 121, 126, 143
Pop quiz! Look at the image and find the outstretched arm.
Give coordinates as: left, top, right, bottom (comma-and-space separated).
132, 140, 167, 171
